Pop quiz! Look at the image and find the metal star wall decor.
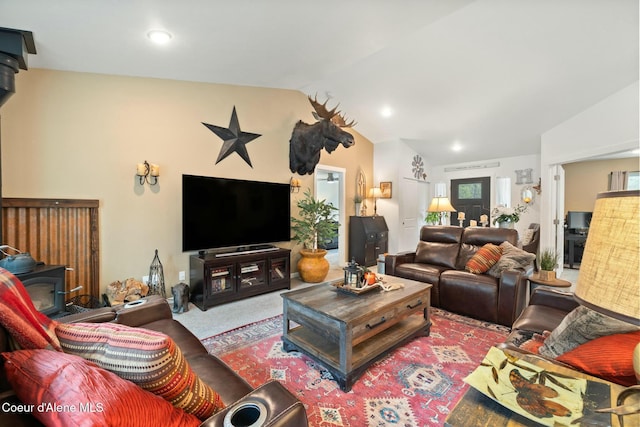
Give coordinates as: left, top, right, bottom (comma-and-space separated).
202, 106, 261, 167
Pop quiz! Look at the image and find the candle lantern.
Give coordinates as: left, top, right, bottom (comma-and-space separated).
148, 249, 166, 297
343, 258, 365, 288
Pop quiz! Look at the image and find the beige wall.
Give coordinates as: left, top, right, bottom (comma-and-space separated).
1, 69, 373, 292
564, 157, 639, 212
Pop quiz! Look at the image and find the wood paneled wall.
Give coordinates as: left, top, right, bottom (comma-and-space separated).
1, 198, 100, 299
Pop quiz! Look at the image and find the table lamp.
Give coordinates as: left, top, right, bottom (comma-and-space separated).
570, 190, 640, 426
369, 187, 383, 216
574, 190, 639, 326
427, 197, 457, 225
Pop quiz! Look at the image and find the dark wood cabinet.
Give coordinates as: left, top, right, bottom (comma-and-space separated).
349, 216, 388, 267
189, 248, 290, 310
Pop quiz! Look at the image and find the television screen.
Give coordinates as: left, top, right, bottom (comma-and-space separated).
182, 175, 290, 252
567, 211, 592, 230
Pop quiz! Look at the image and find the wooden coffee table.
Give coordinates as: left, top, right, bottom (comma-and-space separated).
281, 276, 431, 391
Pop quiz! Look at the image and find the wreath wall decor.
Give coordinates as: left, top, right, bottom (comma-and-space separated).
412, 155, 426, 180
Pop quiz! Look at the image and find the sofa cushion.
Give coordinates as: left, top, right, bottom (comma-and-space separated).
439, 270, 499, 324
555, 330, 640, 386
510, 304, 570, 334
56, 322, 225, 420
465, 243, 502, 274
415, 241, 460, 269
394, 263, 448, 307
2, 349, 201, 427
486, 241, 535, 278
539, 305, 640, 358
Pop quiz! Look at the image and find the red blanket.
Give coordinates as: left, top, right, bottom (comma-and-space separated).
0, 267, 61, 350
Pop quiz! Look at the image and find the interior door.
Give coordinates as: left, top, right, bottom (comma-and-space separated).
399, 178, 419, 252
451, 177, 491, 224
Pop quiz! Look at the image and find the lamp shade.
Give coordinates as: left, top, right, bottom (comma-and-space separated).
574, 190, 639, 325
369, 187, 382, 198
427, 197, 457, 213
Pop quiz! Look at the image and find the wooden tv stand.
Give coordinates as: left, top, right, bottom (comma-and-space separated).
189, 248, 291, 310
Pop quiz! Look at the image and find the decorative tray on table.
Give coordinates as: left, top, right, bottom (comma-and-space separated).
331, 281, 381, 296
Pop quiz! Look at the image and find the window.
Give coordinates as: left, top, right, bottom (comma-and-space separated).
627, 171, 640, 190
496, 177, 511, 207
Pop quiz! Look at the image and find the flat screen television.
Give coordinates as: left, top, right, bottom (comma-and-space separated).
182, 175, 290, 252
567, 211, 592, 231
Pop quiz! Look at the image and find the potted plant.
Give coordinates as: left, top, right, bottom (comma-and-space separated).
291, 189, 339, 282
538, 248, 559, 281
491, 204, 528, 228
425, 212, 440, 226
353, 195, 363, 217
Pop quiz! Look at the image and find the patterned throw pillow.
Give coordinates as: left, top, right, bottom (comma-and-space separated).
56, 322, 225, 420
539, 305, 640, 358
486, 241, 536, 278
465, 243, 503, 274
2, 349, 201, 427
556, 330, 640, 386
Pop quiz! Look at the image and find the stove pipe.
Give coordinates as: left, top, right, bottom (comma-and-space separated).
0, 28, 36, 108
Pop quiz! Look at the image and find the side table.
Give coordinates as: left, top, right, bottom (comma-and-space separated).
528, 272, 571, 296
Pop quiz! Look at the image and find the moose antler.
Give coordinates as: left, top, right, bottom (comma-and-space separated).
308, 95, 356, 128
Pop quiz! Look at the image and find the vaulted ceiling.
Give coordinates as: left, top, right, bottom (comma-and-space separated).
2, 0, 638, 165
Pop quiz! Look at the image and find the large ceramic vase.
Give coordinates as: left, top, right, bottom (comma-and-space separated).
297, 248, 330, 283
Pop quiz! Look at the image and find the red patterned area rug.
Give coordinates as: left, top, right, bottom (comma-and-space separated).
201, 308, 509, 426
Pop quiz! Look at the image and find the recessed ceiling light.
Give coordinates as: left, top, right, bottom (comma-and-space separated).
380, 106, 393, 118
147, 30, 173, 45
452, 142, 463, 152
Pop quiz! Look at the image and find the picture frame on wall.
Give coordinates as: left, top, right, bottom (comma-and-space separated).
380, 182, 392, 198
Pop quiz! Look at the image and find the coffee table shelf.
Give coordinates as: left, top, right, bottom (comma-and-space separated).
281, 278, 431, 391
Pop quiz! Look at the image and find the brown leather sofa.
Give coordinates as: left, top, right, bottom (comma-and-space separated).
0, 295, 308, 427
385, 225, 531, 326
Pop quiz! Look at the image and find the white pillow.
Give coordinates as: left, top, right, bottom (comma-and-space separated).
521, 228, 535, 246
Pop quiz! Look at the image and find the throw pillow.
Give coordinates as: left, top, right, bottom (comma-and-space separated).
521, 228, 535, 246
518, 331, 550, 354
486, 241, 536, 278
465, 243, 502, 274
2, 349, 201, 427
55, 322, 225, 420
539, 305, 640, 358
556, 330, 640, 386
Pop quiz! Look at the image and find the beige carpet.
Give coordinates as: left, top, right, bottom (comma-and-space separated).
171, 267, 343, 340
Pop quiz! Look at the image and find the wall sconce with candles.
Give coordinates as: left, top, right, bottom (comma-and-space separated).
521, 186, 535, 205
290, 177, 301, 193
136, 161, 159, 185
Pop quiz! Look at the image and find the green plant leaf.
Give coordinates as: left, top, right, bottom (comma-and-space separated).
291, 189, 339, 250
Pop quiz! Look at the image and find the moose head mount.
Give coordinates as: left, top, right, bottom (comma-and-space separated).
289, 95, 356, 175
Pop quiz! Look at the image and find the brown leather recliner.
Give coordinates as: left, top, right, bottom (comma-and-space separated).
385, 226, 531, 326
